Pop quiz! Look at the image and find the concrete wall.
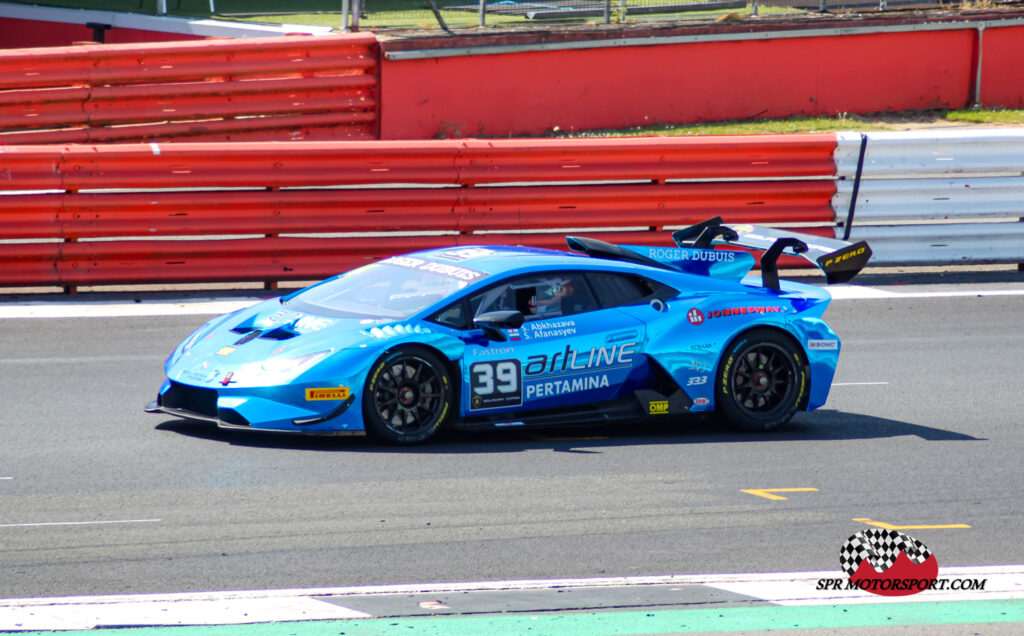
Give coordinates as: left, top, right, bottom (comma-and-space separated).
379, 19, 1022, 139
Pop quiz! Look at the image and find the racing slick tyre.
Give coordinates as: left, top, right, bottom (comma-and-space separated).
715, 329, 809, 432
363, 347, 454, 444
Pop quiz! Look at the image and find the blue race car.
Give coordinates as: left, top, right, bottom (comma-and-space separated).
146, 218, 870, 444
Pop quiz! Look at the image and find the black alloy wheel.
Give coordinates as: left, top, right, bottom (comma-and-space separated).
715, 329, 808, 432
363, 347, 453, 444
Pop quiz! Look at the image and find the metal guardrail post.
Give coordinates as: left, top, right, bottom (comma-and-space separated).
842, 133, 868, 241
341, 0, 350, 31
479, 0, 486, 27
352, 0, 360, 31
426, 0, 453, 33
604, 0, 611, 25
752, 0, 759, 17
973, 26, 985, 108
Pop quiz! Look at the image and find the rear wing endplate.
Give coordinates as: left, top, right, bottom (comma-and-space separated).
672, 217, 871, 290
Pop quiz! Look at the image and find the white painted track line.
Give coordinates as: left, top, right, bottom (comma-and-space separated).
0, 567, 1020, 631
704, 565, 1024, 606
0, 298, 260, 319
827, 285, 1024, 300
0, 519, 160, 529
0, 596, 369, 631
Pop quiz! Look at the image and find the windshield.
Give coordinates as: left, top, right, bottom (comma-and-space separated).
284, 258, 484, 320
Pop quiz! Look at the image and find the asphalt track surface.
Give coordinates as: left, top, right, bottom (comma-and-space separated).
1, 272, 1022, 631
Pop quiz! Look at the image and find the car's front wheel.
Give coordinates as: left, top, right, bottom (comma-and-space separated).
715, 329, 808, 432
363, 347, 453, 444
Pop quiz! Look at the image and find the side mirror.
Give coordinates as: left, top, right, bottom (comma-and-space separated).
473, 310, 525, 342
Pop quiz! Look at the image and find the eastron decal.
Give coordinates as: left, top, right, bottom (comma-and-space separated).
470, 346, 515, 357
305, 386, 351, 401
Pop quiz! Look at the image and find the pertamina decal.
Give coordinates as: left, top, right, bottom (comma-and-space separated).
305, 386, 351, 401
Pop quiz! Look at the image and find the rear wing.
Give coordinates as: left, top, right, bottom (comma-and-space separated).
672, 217, 872, 290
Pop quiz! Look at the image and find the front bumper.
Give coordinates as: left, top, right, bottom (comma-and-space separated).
145, 380, 364, 436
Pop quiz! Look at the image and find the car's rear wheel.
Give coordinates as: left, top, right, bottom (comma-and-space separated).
715, 329, 808, 432
363, 347, 453, 444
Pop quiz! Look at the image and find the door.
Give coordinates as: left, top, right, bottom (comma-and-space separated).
459, 271, 646, 415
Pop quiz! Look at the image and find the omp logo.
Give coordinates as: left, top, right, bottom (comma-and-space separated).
822, 246, 867, 268
305, 386, 351, 401
649, 400, 670, 415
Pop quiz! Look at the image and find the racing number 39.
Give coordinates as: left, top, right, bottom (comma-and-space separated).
470, 359, 523, 410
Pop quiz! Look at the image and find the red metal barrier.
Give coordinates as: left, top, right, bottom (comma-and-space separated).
0, 181, 836, 240
0, 229, 832, 287
0, 136, 839, 289
0, 34, 379, 143
0, 136, 836, 191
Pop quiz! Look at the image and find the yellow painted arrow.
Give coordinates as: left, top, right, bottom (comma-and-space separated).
741, 488, 818, 501
853, 517, 971, 530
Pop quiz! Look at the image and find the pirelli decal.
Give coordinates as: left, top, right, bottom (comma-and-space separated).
305, 386, 351, 401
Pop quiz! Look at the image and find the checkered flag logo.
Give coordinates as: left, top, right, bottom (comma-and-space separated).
840, 529, 933, 576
